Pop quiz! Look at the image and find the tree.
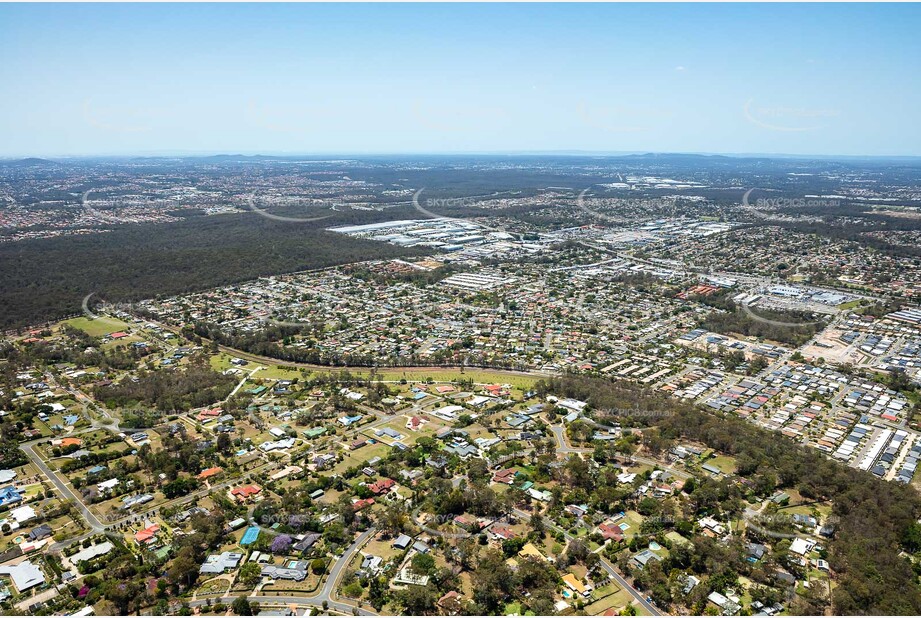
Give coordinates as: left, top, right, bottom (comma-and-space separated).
239, 562, 262, 587
271, 534, 292, 554
343, 581, 363, 599
467, 458, 489, 482
903, 522, 921, 554
395, 585, 437, 614
232, 596, 252, 616
168, 546, 200, 590
471, 549, 515, 612
410, 552, 436, 576
379, 502, 408, 536
529, 512, 545, 536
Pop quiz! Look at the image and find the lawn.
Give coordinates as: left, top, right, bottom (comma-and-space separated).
620, 510, 645, 540
260, 570, 323, 594
209, 352, 540, 391
778, 499, 831, 518
196, 577, 232, 596
312, 366, 537, 391
362, 535, 405, 561
583, 582, 650, 616
332, 443, 392, 474
707, 454, 737, 474
65, 316, 133, 337
665, 531, 692, 547
253, 365, 303, 381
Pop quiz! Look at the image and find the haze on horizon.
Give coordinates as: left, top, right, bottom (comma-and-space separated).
1, 2, 919, 158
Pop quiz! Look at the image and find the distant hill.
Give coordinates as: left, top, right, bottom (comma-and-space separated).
617, 152, 734, 160
198, 154, 282, 162
0, 157, 59, 167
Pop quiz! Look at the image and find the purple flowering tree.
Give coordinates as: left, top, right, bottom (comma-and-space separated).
271, 534, 292, 554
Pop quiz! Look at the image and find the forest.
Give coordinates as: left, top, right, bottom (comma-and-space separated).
701, 304, 826, 347
92, 356, 236, 412
0, 206, 425, 331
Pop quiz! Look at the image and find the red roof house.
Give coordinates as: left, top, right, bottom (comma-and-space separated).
368, 478, 396, 495
135, 524, 160, 545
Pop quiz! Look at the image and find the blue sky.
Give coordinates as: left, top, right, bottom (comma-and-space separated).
1, 3, 919, 157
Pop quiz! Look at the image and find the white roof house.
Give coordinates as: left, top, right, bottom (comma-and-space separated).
558, 398, 588, 413
0, 560, 45, 592
98, 478, 120, 491
10, 505, 36, 524
790, 537, 815, 556
431, 405, 464, 421
71, 541, 115, 564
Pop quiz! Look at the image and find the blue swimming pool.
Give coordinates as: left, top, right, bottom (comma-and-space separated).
240, 526, 260, 545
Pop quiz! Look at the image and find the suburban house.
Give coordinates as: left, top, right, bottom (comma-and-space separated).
230, 484, 262, 503
0, 560, 45, 593
392, 534, 412, 550
488, 524, 516, 541
352, 498, 375, 511
197, 466, 223, 481
199, 551, 243, 575
293, 532, 321, 553
27, 524, 52, 542
134, 523, 160, 546
631, 549, 662, 570
405, 416, 426, 431
367, 478, 396, 495
437, 590, 462, 615
562, 572, 590, 597
598, 523, 625, 542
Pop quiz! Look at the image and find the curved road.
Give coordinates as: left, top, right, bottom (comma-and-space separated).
511, 507, 660, 616
551, 423, 691, 481
188, 527, 377, 615
20, 439, 106, 532
146, 315, 549, 380
21, 433, 276, 535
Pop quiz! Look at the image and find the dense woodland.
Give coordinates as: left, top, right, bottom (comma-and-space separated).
0, 206, 425, 331
92, 356, 236, 412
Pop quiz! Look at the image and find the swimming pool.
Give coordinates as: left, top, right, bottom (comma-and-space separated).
240, 526, 260, 545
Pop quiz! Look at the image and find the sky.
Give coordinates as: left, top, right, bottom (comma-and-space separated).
1, 2, 919, 158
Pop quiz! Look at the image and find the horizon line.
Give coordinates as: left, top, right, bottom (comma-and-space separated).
5, 150, 921, 162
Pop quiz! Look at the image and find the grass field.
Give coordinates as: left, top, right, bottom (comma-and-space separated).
665, 530, 692, 547
332, 443, 392, 474
209, 351, 540, 390
707, 454, 737, 474
64, 316, 133, 337
583, 582, 648, 616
